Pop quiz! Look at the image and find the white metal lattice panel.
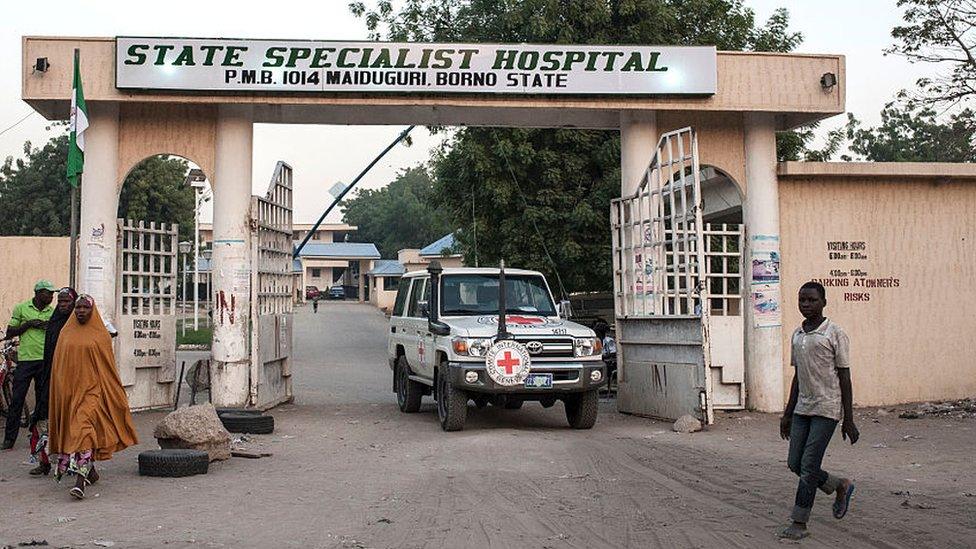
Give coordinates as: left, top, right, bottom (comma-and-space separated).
611, 128, 708, 319
250, 161, 294, 408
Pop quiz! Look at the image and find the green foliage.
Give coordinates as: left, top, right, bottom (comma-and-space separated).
847, 104, 976, 162
888, 0, 976, 107
0, 131, 197, 240
0, 135, 71, 236
350, 0, 802, 292
118, 156, 196, 242
340, 166, 453, 257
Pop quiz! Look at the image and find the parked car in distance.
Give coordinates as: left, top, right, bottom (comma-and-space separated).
328, 285, 346, 300
305, 286, 321, 300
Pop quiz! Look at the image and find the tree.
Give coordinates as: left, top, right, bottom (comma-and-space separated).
0, 135, 71, 236
340, 166, 453, 257
118, 156, 197, 242
350, 0, 803, 292
888, 0, 976, 107
847, 103, 976, 162
0, 132, 197, 239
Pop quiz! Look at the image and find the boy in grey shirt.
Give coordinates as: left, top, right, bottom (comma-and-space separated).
778, 281, 859, 540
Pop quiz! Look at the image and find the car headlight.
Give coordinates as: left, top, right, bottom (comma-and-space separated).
574, 337, 603, 357
452, 337, 493, 357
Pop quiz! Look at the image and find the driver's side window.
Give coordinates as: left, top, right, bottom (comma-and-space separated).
407, 278, 428, 318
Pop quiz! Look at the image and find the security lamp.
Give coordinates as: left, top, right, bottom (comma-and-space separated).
201, 248, 213, 261
33, 58, 49, 73
178, 241, 192, 254
820, 72, 837, 91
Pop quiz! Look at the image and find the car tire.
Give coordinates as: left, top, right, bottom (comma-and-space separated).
395, 356, 423, 413
219, 412, 275, 434
436, 363, 467, 432
503, 398, 524, 410
564, 390, 599, 429
138, 449, 209, 477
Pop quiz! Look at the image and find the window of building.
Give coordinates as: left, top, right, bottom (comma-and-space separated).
312, 232, 320, 240
383, 276, 400, 292
311, 268, 322, 278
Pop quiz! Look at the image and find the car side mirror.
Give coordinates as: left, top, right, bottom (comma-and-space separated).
557, 300, 573, 319
429, 320, 451, 336
419, 302, 430, 318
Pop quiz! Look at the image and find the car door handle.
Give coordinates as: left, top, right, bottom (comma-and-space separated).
391, 326, 396, 333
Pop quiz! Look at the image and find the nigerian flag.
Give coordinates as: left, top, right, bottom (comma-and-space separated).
66, 51, 88, 188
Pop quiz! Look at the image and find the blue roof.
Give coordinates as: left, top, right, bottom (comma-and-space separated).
368, 260, 405, 277
420, 233, 457, 257
296, 242, 381, 259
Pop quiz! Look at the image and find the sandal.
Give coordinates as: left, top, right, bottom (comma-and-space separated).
69, 486, 85, 500
833, 482, 855, 519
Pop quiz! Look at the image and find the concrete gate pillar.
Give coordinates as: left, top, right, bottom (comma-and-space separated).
742, 112, 785, 412
78, 102, 120, 320
619, 111, 658, 196
210, 105, 254, 408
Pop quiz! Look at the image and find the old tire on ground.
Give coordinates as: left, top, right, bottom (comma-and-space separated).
219, 412, 275, 434
395, 356, 424, 413
565, 390, 599, 429
138, 449, 209, 477
503, 398, 524, 410
436, 364, 467, 432
216, 408, 262, 418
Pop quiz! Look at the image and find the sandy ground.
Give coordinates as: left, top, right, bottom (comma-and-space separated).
1, 302, 974, 548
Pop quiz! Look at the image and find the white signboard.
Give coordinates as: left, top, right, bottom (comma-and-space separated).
116, 37, 717, 95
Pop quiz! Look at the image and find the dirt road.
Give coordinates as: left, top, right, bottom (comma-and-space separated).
1, 303, 974, 548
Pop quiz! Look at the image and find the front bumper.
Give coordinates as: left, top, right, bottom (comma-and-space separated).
446, 360, 605, 395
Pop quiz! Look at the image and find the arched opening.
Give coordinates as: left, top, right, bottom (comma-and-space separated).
115, 154, 213, 409
699, 165, 743, 224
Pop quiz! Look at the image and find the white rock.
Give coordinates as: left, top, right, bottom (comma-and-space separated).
672, 414, 702, 433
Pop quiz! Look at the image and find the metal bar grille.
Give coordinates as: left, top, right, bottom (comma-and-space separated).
118, 219, 178, 316
252, 162, 294, 316
702, 223, 743, 317
611, 127, 707, 319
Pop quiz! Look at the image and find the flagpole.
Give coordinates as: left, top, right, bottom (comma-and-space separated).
69, 176, 79, 287
68, 47, 81, 288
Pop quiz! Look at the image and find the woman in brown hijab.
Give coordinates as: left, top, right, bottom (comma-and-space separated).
48, 294, 138, 499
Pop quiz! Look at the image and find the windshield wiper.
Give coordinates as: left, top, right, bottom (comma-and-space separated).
443, 308, 488, 315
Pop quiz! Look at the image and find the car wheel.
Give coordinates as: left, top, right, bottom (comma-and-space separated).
564, 390, 599, 429
395, 356, 423, 413
138, 449, 209, 477
436, 363, 467, 432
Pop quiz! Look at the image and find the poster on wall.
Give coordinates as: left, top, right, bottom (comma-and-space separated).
750, 234, 781, 328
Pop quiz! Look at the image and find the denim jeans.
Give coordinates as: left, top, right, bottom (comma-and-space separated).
4, 360, 47, 442
787, 414, 842, 523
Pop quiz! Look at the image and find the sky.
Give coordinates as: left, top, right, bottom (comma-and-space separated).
0, 0, 939, 224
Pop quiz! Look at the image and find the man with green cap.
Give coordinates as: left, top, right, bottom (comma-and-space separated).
2, 280, 55, 450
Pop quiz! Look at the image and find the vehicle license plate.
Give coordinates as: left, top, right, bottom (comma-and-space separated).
524, 373, 553, 389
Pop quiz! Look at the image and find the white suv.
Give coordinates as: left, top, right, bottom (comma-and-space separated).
387, 262, 605, 431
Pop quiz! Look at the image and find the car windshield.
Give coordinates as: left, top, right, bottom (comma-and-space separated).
441, 274, 556, 317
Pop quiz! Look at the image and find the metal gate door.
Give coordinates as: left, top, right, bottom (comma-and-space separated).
250, 161, 294, 408
611, 127, 714, 424
116, 219, 179, 410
